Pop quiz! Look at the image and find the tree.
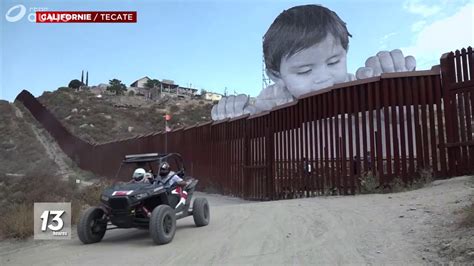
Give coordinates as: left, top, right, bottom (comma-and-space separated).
144, 79, 162, 99
145, 79, 161, 89
107, 79, 127, 95
200, 89, 208, 99
68, 79, 84, 89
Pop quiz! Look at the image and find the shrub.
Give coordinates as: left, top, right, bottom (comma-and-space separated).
0, 203, 33, 239
389, 177, 406, 193
359, 171, 379, 194
169, 105, 179, 113
460, 203, 474, 227
57, 87, 71, 92
0, 172, 113, 240
412, 167, 433, 189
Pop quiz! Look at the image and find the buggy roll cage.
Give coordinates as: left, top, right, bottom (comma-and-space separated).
114, 153, 186, 179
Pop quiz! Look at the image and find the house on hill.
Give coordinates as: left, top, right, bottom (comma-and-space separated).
89, 83, 110, 95
129, 76, 155, 99
177, 86, 198, 97
203, 92, 223, 102
130, 76, 151, 88
129, 77, 199, 99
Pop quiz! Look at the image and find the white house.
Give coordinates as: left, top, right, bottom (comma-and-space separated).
130, 76, 151, 88
204, 92, 223, 101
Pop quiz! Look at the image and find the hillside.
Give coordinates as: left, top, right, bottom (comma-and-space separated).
37, 88, 214, 143
0, 100, 59, 176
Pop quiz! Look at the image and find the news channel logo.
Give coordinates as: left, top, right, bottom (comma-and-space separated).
34, 202, 71, 240
5, 4, 48, 23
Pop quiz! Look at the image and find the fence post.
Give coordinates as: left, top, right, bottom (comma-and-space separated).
440, 51, 457, 176
266, 117, 275, 200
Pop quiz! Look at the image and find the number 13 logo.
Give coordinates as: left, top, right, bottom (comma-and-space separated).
40, 210, 65, 231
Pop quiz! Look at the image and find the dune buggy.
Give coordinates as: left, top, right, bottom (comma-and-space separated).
77, 153, 210, 245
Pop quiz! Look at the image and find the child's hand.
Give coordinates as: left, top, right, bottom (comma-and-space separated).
211, 94, 253, 120
356, 49, 416, 80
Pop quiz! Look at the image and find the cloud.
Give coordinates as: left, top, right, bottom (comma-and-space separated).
401, 3, 473, 70
411, 20, 426, 32
403, 0, 442, 17
379, 32, 397, 50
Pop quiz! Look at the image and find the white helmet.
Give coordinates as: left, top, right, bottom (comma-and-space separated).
132, 168, 146, 182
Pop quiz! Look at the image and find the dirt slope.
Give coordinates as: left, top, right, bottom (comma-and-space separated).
1, 176, 472, 265
11, 104, 73, 180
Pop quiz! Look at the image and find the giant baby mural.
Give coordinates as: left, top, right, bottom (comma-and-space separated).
211, 4, 416, 120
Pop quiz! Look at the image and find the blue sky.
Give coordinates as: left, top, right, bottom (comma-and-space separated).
0, 0, 472, 102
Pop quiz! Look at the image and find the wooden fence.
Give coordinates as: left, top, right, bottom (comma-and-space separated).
16, 47, 474, 200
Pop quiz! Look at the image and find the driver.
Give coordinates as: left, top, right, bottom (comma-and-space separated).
158, 162, 191, 209
157, 162, 188, 187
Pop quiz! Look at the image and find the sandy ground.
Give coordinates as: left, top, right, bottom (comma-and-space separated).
1, 176, 472, 265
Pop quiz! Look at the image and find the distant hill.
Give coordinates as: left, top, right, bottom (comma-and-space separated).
37, 88, 214, 143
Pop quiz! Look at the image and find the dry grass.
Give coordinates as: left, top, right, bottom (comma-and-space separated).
359, 171, 379, 194
358, 167, 435, 194
0, 173, 112, 240
460, 203, 474, 227
1, 203, 34, 239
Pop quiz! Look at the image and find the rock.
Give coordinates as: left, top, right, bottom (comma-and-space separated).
89, 124, 94, 128
408, 207, 417, 211
64, 115, 72, 120
104, 115, 112, 120
399, 215, 404, 218
376, 251, 381, 254
388, 196, 392, 199
82, 115, 86, 119
79, 123, 88, 128
128, 126, 134, 132
441, 243, 450, 250
71, 108, 78, 113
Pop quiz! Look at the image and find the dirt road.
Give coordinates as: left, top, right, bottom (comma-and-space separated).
1, 176, 472, 265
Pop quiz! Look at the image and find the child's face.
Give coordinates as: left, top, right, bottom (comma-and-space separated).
275, 33, 348, 98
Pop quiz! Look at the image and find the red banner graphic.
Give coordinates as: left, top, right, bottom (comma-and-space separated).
36, 11, 137, 23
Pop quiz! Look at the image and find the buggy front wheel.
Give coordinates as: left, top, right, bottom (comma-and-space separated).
77, 207, 107, 244
149, 205, 176, 245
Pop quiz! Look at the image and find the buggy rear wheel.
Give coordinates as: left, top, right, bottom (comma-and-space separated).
193, 198, 210, 227
149, 205, 176, 245
77, 207, 107, 244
